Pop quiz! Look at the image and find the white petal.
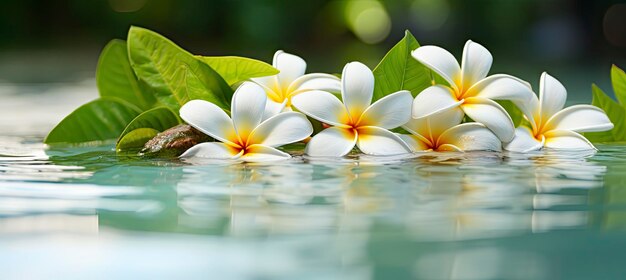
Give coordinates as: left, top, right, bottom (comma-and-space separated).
179, 100, 238, 146
231, 82, 267, 141
438, 123, 502, 151
261, 99, 287, 121
241, 144, 291, 162
539, 72, 567, 119
291, 90, 350, 127
397, 134, 431, 152
460, 40, 492, 90
411, 45, 461, 90
305, 127, 357, 157
358, 90, 413, 129
249, 112, 313, 147
274, 50, 306, 87
289, 73, 341, 94
544, 105, 614, 133
412, 85, 463, 118
544, 130, 596, 150
341, 62, 374, 119
356, 126, 412, 155
466, 74, 538, 126
403, 106, 463, 143
462, 97, 515, 142
503, 127, 544, 153
179, 142, 242, 159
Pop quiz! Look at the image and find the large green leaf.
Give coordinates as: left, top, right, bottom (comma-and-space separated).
611, 65, 626, 106
127, 26, 233, 110
372, 30, 433, 101
117, 128, 160, 151
45, 98, 142, 144
96, 39, 156, 110
585, 84, 626, 142
196, 56, 278, 86
117, 106, 181, 144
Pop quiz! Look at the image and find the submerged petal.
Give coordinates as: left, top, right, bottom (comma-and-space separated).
305, 127, 357, 157
289, 73, 341, 94
179, 100, 238, 146
249, 112, 313, 147
544, 130, 596, 150
411, 45, 461, 90
179, 142, 242, 159
342, 62, 374, 119
274, 50, 307, 87
539, 72, 567, 119
438, 123, 502, 152
412, 85, 463, 119
356, 126, 412, 155
291, 90, 350, 127
544, 105, 614, 133
503, 126, 544, 153
462, 97, 515, 142
231, 82, 267, 141
241, 144, 291, 162
358, 90, 413, 129
460, 40, 493, 89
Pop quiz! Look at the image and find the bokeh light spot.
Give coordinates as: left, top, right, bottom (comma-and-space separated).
410, 0, 450, 31
345, 0, 392, 44
603, 4, 626, 47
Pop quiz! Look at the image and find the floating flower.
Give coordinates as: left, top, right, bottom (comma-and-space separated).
292, 62, 413, 156
399, 104, 502, 152
411, 40, 535, 142
179, 82, 313, 162
504, 72, 613, 152
252, 50, 341, 119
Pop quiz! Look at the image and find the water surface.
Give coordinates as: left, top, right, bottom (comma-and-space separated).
1, 82, 626, 279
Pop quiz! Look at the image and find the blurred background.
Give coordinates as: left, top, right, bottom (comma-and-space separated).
0, 0, 625, 100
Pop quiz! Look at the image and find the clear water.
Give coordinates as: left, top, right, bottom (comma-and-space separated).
2, 82, 626, 279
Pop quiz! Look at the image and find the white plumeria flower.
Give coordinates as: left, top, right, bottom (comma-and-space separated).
399, 105, 501, 152
179, 82, 313, 162
504, 72, 613, 152
411, 40, 535, 142
291, 62, 414, 157
252, 50, 341, 119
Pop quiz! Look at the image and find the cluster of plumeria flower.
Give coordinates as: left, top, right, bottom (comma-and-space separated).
179, 40, 614, 162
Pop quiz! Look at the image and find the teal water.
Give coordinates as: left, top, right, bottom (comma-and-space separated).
2, 84, 626, 279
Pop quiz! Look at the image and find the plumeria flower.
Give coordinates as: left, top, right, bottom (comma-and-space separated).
252, 50, 341, 119
399, 105, 502, 152
411, 40, 535, 142
504, 72, 613, 152
179, 82, 313, 162
291, 62, 413, 156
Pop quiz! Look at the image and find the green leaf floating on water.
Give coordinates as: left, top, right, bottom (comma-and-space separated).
372, 30, 433, 101
127, 26, 233, 111
196, 56, 279, 86
97, 39, 156, 110
117, 128, 160, 151
44, 98, 142, 144
585, 84, 626, 142
116, 106, 181, 149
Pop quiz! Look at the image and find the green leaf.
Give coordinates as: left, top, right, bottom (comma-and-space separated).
117, 128, 160, 151
611, 65, 626, 106
196, 56, 278, 86
372, 30, 433, 101
585, 84, 626, 142
96, 39, 156, 110
45, 98, 142, 144
497, 100, 524, 127
127, 26, 233, 110
117, 106, 181, 145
